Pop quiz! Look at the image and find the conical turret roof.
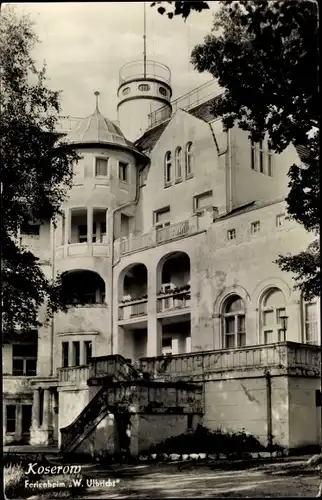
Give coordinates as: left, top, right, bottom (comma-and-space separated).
64, 92, 127, 148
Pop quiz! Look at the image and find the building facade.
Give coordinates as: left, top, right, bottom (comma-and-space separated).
3, 60, 320, 453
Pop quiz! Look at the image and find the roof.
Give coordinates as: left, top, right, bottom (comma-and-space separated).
134, 96, 220, 152
216, 198, 286, 222
63, 101, 144, 159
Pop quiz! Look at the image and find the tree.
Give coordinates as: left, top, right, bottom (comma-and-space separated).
151, 1, 209, 20
0, 6, 78, 334
189, 0, 319, 301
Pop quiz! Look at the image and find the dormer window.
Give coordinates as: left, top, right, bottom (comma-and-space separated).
95, 158, 108, 177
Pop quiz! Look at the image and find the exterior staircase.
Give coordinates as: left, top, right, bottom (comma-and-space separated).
60, 355, 203, 454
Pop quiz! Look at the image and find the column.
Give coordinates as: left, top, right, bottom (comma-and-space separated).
68, 342, 73, 367
42, 389, 50, 428
32, 389, 40, 428
87, 207, 93, 243
16, 405, 22, 438
105, 209, 109, 243
64, 208, 71, 245
172, 338, 179, 355
147, 267, 162, 357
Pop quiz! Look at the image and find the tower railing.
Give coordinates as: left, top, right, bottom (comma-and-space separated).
119, 60, 171, 86
148, 79, 224, 129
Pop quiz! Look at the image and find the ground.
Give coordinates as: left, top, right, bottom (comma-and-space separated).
74, 460, 321, 498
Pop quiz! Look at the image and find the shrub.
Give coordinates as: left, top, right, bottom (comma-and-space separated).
4, 464, 25, 499
143, 424, 271, 457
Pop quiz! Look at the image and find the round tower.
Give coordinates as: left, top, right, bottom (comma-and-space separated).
117, 60, 172, 142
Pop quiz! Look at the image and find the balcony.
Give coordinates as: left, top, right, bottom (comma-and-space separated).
118, 298, 148, 321
157, 290, 191, 314
139, 342, 321, 381
55, 242, 110, 260
58, 365, 90, 386
119, 60, 171, 86
114, 215, 202, 261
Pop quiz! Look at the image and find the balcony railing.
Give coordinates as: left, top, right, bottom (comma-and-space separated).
148, 79, 223, 129
55, 242, 110, 259
58, 365, 90, 385
89, 354, 142, 381
139, 342, 321, 381
114, 215, 201, 261
118, 299, 148, 321
156, 220, 190, 244
157, 291, 191, 313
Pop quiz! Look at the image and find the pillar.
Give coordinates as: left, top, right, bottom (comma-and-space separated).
129, 413, 140, 457
147, 267, 162, 357
80, 340, 85, 366
64, 208, 71, 245
42, 389, 50, 429
105, 209, 109, 243
32, 389, 40, 428
87, 207, 93, 243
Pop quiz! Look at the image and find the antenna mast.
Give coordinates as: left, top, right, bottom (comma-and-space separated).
143, 2, 147, 78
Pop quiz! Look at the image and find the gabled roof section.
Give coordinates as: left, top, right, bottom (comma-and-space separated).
134, 96, 220, 153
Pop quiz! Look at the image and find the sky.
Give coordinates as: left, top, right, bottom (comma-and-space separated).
8, 1, 220, 121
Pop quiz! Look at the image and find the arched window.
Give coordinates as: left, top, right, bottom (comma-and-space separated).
223, 295, 246, 348
175, 147, 182, 180
185, 142, 193, 177
260, 288, 286, 344
164, 151, 172, 185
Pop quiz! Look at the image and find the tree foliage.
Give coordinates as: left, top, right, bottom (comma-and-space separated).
190, 0, 319, 300
151, 1, 209, 20
0, 7, 77, 334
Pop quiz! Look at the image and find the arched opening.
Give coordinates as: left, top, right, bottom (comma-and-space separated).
120, 263, 148, 303
157, 252, 191, 355
223, 295, 246, 348
61, 270, 106, 305
260, 287, 286, 343
117, 263, 148, 363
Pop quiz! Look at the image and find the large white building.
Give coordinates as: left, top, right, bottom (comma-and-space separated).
3, 55, 321, 456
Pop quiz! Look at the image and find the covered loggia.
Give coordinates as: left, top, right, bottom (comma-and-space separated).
61, 269, 106, 305
117, 263, 148, 361
156, 252, 191, 354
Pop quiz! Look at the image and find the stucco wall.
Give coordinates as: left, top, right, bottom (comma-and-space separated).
58, 388, 90, 435
288, 377, 321, 448
77, 413, 116, 456
138, 414, 188, 453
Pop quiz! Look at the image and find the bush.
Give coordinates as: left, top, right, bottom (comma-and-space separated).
143, 425, 272, 457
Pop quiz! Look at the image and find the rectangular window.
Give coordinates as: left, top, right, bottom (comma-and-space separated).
20, 221, 40, 236
227, 229, 236, 240
276, 214, 285, 227
12, 343, 37, 376
305, 302, 318, 344
194, 191, 213, 213
251, 221, 260, 234
119, 162, 128, 182
84, 341, 92, 365
95, 158, 108, 176
6, 405, 16, 433
276, 308, 286, 325
154, 206, 170, 228
251, 140, 256, 170
72, 341, 80, 366
264, 330, 273, 344
62, 342, 69, 368
259, 140, 264, 173
22, 405, 32, 433
263, 310, 274, 327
